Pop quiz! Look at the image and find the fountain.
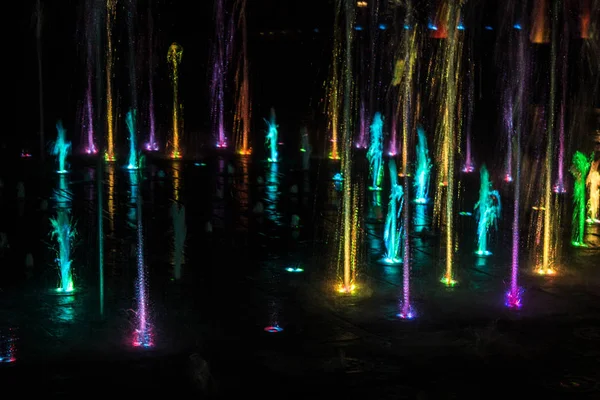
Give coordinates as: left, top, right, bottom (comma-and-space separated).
366, 112, 384, 191
82, 2, 96, 155
474, 165, 501, 256
381, 160, 404, 265
265, 108, 278, 162
168, 42, 183, 159
52, 121, 71, 174
145, 7, 158, 151
414, 126, 431, 204
587, 160, 600, 224
336, 0, 358, 295
506, 4, 527, 309
570, 151, 592, 247
104, 0, 117, 162
50, 210, 76, 293
171, 203, 186, 281
462, 62, 475, 173
326, 4, 341, 160
234, 0, 251, 155
126, 109, 139, 169
356, 101, 368, 149
211, 0, 232, 149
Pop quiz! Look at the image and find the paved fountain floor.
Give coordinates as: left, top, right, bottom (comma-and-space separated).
0, 154, 599, 398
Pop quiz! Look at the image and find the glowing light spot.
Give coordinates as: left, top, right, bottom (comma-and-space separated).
513, 24, 522, 30
485, 26, 493, 30
285, 267, 304, 273
264, 326, 283, 333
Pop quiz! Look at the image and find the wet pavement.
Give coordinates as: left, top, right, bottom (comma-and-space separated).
0, 153, 599, 398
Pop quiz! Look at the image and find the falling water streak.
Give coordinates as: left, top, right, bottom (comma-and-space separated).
327, 5, 341, 159
126, 109, 138, 169
542, 1, 558, 272
234, 0, 251, 155
554, 12, 568, 193
168, 43, 183, 159
126, 0, 138, 127
212, 0, 229, 149
84, 24, 96, 155
146, 7, 157, 151
105, 0, 117, 162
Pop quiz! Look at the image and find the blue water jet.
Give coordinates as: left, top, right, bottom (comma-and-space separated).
265, 108, 278, 162
382, 159, 404, 265
414, 126, 432, 204
52, 120, 71, 174
474, 165, 501, 256
367, 112, 384, 190
126, 109, 139, 170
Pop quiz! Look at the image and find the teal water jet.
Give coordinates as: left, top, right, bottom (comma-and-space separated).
367, 112, 384, 190
52, 121, 71, 174
570, 151, 592, 246
50, 210, 76, 293
265, 108, 278, 162
414, 126, 431, 204
474, 165, 501, 256
126, 109, 139, 170
382, 159, 404, 265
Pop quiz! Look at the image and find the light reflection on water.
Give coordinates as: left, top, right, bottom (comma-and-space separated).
264, 162, 283, 225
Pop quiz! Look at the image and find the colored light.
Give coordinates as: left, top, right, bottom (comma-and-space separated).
285, 267, 304, 273
513, 24, 521, 30
264, 326, 283, 333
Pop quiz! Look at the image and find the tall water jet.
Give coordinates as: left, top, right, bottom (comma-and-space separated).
503, 99, 514, 182
432, 1, 462, 286
366, 112, 384, 190
540, 0, 559, 273
474, 166, 501, 256
35, 0, 44, 161
414, 126, 431, 204
234, 0, 251, 155
554, 3, 568, 194
145, 7, 158, 151
398, 11, 418, 319
82, 1, 97, 155
171, 203, 186, 280
506, 5, 528, 309
168, 42, 183, 159
52, 121, 71, 174
126, 0, 139, 131
326, 1, 342, 159
570, 151, 592, 246
382, 160, 404, 265
132, 170, 153, 347
50, 179, 76, 294
336, 0, 358, 294
104, 0, 117, 162
265, 108, 278, 162
587, 160, 600, 224
462, 62, 475, 173
356, 101, 368, 149
211, 0, 232, 149
126, 109, 139, 169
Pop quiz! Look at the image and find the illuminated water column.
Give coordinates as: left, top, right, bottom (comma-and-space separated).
337, 0, 358, 294
433, 2, 462, 286
145, 7, 158, 151
554, 4, 568, 194
326, 3, 342, 160
52, 121, 72, 174
168, 43, 183, 159
588, 161, 600, 224
539, 1, 558, 274
171, 165, 186, 281
234, 0, 251, 155
211, 0, 231, 149
107, 164, 116, 233
399, 20, 417, 318
571, 152, 592, 247
51, 175, 75, 293
104, 0, 117, 162
83, 5, 97, 156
